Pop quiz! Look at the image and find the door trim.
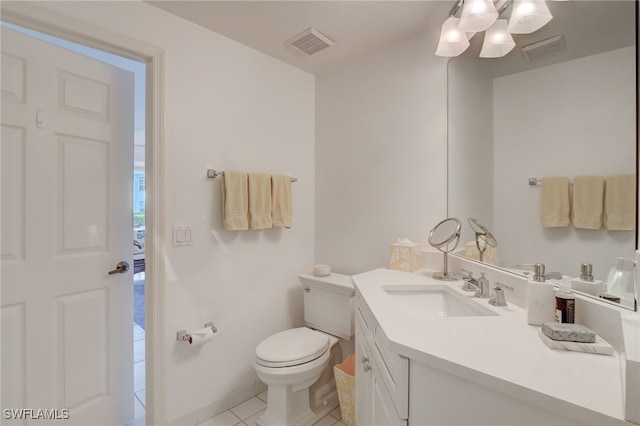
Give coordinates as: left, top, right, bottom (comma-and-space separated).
1, 3, 167, 424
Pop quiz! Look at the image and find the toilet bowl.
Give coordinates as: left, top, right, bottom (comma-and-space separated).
254, 328, 338, 426
253, 273, 355, 426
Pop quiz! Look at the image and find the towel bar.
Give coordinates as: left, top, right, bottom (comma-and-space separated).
207, 169, 297, 183
529, 177, 574, 186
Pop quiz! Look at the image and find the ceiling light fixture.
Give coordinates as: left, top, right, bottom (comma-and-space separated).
435, 17, 471, 57
508, 0, 553, 34
480, 19, 516, 58
459, 0, 499, 32
435, 0, 553, 58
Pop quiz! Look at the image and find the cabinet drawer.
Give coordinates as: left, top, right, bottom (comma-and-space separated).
356, 291, 374, 331
372, 324, 409, 419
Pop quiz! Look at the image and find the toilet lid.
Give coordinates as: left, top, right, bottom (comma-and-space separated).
256, 327, 329, 368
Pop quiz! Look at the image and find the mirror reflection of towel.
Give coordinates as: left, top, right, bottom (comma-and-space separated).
540, 177, 570, 228
571, 176, 604, 229
604, 174, 636, 231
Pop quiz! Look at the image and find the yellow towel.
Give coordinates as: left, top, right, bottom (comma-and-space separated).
571, 176, 604, 229
540, 177, 570, 228
248, 173, 272, 229
221, 171, 248, 231
604, 174, 636, 230
271, 175, 292, 228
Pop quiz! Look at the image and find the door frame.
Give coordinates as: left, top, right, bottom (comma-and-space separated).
1, 3, 167, 424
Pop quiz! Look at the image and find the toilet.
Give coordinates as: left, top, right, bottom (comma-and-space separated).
253, 273, 355, 426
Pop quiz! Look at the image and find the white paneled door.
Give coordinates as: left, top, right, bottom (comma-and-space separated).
1, 27, 134, 425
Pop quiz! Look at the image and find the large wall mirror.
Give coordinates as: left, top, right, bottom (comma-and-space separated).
448, 1, 637, 310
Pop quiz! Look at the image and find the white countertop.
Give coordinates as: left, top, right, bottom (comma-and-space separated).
352, 267, 631, 425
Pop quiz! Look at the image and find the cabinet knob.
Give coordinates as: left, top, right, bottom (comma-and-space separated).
361, 355, 371, 372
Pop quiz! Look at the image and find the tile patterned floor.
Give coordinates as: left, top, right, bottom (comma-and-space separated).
133, 323, 146, 419
132, 271, 146, 421
128, 329, 348, 426
198, 393, 348, 426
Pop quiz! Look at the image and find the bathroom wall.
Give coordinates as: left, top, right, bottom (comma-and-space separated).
315, 30, 449, 275
493, 46, 636, 280
29, 2, 315, 422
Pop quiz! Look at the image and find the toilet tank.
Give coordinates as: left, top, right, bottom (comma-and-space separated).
299, 273, 355, 340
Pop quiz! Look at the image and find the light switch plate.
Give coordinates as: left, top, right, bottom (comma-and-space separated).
172, 225, 193, 247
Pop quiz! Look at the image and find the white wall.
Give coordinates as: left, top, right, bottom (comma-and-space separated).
315, 30, 449, 275
493, 47, 636, 280
32, 2, 315, 422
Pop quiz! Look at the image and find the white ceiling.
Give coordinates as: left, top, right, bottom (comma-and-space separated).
146, 1, 452, 74
147, 1, 635, 76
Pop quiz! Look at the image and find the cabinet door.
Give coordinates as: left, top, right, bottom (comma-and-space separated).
372, 372, 407, 426
355, 319, 373, 426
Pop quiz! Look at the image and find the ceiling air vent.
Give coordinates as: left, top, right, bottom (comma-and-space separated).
521, 35, 566, 63
287, 27, 335, 56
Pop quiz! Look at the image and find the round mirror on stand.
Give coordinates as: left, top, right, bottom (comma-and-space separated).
428, 217, 462, 281
467, 218, 498, 262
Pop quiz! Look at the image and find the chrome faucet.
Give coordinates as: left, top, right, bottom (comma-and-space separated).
468, 272, 491, 298
514, 263, 562, 282
489, 282, 514, 307
458, 269, 478, 292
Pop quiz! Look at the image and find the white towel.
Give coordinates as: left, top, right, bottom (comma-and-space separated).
271, 175, 292, 228
540, 177, 570, 228
221, 171, 248, 231
248, 173, 272, 229
604, 174, 636, 230
571, 176, 604, 229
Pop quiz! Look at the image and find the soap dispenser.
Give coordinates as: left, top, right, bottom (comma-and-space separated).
555, 279, 575, 324
571, 263, 605, 296
526, 264, 556, 326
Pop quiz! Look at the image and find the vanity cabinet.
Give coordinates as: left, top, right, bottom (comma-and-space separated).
355, 292, 408, 426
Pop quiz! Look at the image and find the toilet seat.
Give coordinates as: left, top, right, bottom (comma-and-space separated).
256, 327, 329, 368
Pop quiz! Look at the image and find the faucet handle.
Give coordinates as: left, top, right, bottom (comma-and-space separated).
458, 269, 473, 278
475, 273, 492, 298
489, 282, 513, 307
495, 282, 514, 291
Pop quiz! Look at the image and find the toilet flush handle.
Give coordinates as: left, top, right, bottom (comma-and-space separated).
304, 286, 311, 293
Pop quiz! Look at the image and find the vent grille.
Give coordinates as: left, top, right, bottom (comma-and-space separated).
521, 35, 566, 62
287, 28, 335, 56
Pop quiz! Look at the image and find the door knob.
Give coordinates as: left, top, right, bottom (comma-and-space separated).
108, 261, 130, 275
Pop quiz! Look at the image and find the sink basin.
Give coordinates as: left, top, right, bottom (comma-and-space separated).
381, 285, 498, 318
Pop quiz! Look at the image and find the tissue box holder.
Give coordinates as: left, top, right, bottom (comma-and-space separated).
389, 243, 421, 272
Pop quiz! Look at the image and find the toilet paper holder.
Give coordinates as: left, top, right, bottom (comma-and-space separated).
177, 322, 217, 343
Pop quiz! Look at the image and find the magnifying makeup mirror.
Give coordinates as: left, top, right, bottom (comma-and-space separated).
428, 217, 462, 281
467, 218, 498, 262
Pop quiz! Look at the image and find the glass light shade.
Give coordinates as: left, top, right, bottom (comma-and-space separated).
458, 0, 499, 32
508, 0, 553, 34
480, 19, 516, 58
435, 17, 470, 57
